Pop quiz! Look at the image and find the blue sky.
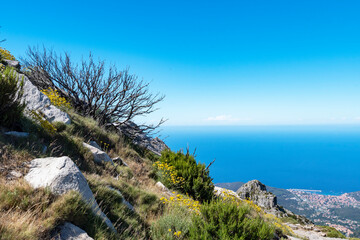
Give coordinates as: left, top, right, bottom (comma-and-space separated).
1, 0, 360, 125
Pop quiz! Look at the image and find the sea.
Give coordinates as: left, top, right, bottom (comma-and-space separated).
160, 125, 360, 195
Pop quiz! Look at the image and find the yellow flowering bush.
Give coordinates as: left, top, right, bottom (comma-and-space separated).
216, 188, 294, 236
40, 88, 71, 110
158, 150, 214, 202
29, 110, 57, 134
160, 194, 200, 215
0, 48, 15, 60
153, 161, 185, 188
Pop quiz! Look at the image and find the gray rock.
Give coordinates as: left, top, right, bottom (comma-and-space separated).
236, 180, 277, 209
89, 141, 101, 150
9, 170, 22, 178
4, 131, 29, 138
155, 181, 173, 196
24, 156, 115, 231
214, 186, 241, 200
2, 59, 20, 69
19, 73, 71, 124
112, 157, 128, 167
82, 142, 114, 165
115, 121, 168, 156
55, 222, 93, 240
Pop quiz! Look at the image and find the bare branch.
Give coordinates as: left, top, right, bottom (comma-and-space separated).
21, 46, 166, 137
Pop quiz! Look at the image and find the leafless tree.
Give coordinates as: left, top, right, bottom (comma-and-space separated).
21, 46, 166, 136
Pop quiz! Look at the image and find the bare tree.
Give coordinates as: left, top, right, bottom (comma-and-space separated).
21, 46, 165, 136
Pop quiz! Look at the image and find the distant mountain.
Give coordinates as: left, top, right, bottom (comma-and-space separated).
216, 181, 360, 237
215, 182, 301, 213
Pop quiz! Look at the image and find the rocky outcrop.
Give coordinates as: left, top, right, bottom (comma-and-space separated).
24, 156, 115, 231
82, 142, 114, 165
236, 180, 277, 209
20, 73, 71, 124
2, 59, 20, 69
54, 222, 93, 240
115, 121, 168, 156
214, 186, 241, 200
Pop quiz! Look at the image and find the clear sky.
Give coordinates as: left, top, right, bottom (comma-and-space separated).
1, 0, 360, 126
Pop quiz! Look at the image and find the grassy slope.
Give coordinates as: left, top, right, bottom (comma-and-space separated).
0, 110, 166, 239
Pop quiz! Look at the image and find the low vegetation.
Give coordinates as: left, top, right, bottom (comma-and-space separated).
319, 225, 346, 239
155, 149, 214, 202
0, 67, 25, 129
0, 47, 317, 240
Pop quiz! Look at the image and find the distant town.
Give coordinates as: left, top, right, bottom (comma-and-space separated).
287, 189, 360, 237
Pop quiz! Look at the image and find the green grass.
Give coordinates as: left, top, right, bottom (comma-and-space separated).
151, 205, 193, 240
318, 225, 346, 239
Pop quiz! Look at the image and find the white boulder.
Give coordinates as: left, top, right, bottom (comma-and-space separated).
55, 222, 93, 240
214, 186, 241, 200
24, 156, 115, 231
83, 142, 114, 165
20, 73, 71, 124
155, 181, 173, 196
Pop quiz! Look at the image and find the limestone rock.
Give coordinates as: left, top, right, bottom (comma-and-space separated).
5, 131, 29, 138
214, 186, 241, 200
89, 141, 101, 150
155, 181, 173, 196
2, 59, 20, 69
115, 121, 168, 156
112, 157, 128, 167
20, 73, 71, 124
24, 156, 115, 231
82, 142, 114, 165
9, 170, 22, 178
55, 222, 93, 240
236, 180, 277, 209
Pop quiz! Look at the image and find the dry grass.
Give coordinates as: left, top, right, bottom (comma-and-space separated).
0, 208, 47, 240
0, 179, 55, 239
0, 178, 117, 240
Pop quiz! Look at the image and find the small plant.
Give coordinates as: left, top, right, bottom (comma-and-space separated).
0, 67, 25, 128
29, 110, 57, 134
160, 194, 201, 215
40, 87, 71, 110
0, 47, 15, 60
151, 205, 193, 240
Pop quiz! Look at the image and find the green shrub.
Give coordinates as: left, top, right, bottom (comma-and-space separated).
319, 226, 346, 238
156, 149, 214, 202
189, 200, 275, 240
151, 205, 193, 240
0, 67, 25, 128
0, 47, 15, 60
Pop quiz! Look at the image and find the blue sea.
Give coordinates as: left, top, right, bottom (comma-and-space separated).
161, 125, 360, 194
